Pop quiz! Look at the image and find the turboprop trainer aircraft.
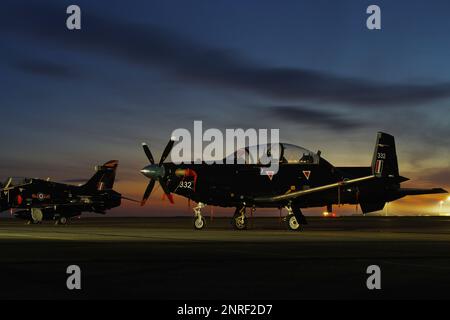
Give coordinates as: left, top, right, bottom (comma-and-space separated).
139, 133, 447, 231
0, 160, 130, 224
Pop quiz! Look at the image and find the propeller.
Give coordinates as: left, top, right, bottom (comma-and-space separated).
140, 138, 176, 206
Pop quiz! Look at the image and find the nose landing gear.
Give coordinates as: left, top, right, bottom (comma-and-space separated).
193, 202, 206, 230
26, 208, 43, 225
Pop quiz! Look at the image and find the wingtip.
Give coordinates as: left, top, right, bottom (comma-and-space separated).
431, 188, 448, 193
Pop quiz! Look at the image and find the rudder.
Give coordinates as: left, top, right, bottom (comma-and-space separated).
82, 160, 119, 191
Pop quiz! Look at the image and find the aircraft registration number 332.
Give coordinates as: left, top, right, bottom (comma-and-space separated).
178, 181, 193, 189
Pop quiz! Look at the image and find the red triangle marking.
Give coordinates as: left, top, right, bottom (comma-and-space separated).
303, 171, 311, 180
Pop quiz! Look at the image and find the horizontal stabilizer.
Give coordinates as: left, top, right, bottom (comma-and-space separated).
396, 176, 410, 183
398, 188, 448, 196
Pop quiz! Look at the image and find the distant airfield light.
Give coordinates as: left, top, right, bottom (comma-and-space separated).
322, 211, 337, 218
439, 200, 445, 215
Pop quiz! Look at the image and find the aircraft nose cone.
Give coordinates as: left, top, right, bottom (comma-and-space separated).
140, 164, 165, 179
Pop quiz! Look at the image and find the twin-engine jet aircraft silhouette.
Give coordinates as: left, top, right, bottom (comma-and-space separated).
0, 161, 128, 224
140, 132, 447, 230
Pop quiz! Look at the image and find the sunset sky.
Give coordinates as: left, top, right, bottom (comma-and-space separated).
0, 0, 449, 216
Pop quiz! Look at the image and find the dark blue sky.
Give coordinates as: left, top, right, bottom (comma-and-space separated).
1, 0, 449, 215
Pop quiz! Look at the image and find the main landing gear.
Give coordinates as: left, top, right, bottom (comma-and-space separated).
284, 205, 308, 231
54, 216, 69, 225
193, 202, 206, 230
232, 206, 248, 230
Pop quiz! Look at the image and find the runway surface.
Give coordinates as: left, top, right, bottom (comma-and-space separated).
0, 216, 449, 300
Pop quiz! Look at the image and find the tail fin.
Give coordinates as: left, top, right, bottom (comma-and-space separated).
82, 160, 119, 191
371, 132, 399, 178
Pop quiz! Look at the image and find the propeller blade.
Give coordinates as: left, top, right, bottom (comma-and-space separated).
142, 143, 155, 164
159, 139, 175, 165
166, 193, 174, 204
158, 178, 174, 204
141, 179, 156, 206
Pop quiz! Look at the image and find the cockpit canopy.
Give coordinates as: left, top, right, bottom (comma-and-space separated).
1, 177, 33, 189
224, 143, 320, 165
281, 143, 320, 164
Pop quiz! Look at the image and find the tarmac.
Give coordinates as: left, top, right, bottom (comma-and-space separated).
0, 216, 449, 299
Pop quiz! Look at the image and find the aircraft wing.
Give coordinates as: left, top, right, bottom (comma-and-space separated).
253, 175, 377, 203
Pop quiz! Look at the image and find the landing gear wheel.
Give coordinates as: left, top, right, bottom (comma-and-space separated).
55, 217, 68, 225
31, 208, 43, 224
286, 214, 302, 231
194, 216, 206, 230
233, 215, 248, 230
192, 202, 206, 230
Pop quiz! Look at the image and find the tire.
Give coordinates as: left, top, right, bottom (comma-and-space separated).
31, 208, 43, 223
59, 217, 68, 225
286, 214, 302, 231
194, 216, 206, 230
233, 215, 247, 230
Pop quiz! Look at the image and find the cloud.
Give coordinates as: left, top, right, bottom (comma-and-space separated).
3, 2, 450, 107
11, 59, 79, 78
417, 167, 450, 187
259, 105, 366, 131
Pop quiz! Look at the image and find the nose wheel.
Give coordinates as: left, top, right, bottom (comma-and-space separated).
31, 208, 43, 223
194, 216, 206, 230
193, 202, 206, 230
